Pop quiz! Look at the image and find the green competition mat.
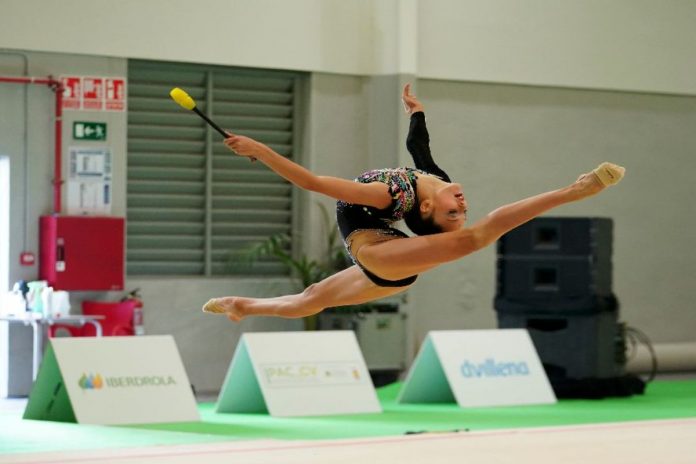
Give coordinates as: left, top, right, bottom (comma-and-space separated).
2, 380, 696, 455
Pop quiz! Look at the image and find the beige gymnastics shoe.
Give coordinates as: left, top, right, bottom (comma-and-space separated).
202, 298, 226, 314
593, 162, 626, 187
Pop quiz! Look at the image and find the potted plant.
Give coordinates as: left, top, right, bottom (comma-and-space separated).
227, 203, 351, 330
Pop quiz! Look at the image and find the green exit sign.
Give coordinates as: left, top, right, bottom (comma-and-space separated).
73, 122, 107, 140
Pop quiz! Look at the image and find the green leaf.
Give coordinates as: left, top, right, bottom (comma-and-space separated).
226, 203, 350, 290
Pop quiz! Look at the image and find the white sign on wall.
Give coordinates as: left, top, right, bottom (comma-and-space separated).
398, 330, 557, 408
23, 336, 199, 425
66, 146, 112, 215
216, 331, 381, 417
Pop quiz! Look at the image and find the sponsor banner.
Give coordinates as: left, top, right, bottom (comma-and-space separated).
262, 362, 363, 387
23, 336, 199, 424
216, 331, 381, 417
398, 330, 556, 407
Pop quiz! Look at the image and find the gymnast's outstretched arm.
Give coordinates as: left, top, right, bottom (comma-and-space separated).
402, 84, 451, 182
223, 133, 391, 209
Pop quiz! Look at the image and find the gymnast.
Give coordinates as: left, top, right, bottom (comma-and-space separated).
203, 84, 625, 322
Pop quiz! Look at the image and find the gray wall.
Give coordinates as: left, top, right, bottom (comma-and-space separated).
3, 1, 695, 94
0, 50, 128, 284
405, 80, 696, 348
2, 50, 695, 393
300, 75, 696, 360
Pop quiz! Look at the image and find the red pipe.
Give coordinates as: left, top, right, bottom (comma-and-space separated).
52, 80, 63, 214
0, 76, 52, 85
0, 75, 64, 213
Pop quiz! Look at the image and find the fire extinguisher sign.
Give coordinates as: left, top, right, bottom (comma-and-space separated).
105, 78, 126, 111
60, 76, 127, 112
62, 76, 82, 110
82, 77, 104, 111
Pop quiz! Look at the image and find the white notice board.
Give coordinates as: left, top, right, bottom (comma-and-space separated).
66, 146, 112, 215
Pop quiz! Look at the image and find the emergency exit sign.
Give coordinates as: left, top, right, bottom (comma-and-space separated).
73, 122, 107, 141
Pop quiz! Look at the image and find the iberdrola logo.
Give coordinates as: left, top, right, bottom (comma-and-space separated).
78, 373, 104, 390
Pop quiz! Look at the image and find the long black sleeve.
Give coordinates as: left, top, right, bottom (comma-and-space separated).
406, 112, 451, 182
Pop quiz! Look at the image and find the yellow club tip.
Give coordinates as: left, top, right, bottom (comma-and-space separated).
169, 87, 196, 110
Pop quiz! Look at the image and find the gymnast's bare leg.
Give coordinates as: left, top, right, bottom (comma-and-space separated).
205, 265, 411, 322
356, 167, 613, 281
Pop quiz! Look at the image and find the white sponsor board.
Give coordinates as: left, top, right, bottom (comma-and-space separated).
398, 330, 556, 407
24, 336, 199, 424
216, 331, 381, 417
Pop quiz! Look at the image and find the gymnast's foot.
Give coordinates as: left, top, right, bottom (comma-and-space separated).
202, 297, 249, 322
593, 162, 625, 187
573, 162, 625, 198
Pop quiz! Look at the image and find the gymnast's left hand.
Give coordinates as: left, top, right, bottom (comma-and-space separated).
224, 132, 266, 160
402, 83, 424, 115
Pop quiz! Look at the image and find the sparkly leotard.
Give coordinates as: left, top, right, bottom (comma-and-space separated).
336, 168, 424, 287
335, 112, 451, 288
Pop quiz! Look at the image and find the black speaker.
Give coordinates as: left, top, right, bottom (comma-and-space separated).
495, 217, 627, 389
497, 217, 613, 258
495, 217, 614, 313
497, 311, 625, 380
496, 256, 613, 302
495, 294, 618, 315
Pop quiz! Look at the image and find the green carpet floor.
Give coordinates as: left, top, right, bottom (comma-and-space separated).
2, 380, 696, 455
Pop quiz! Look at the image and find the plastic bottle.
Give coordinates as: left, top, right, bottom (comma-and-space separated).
132, 299, 144, 336
26, 281, 47, 315
41, 287, 54, 318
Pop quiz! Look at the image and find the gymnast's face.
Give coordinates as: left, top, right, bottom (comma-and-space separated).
429, 182, 468, 232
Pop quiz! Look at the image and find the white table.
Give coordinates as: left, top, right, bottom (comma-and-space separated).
0, 313, 104, 381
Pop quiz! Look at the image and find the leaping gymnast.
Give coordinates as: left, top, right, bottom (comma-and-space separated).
203, 84, 625, 322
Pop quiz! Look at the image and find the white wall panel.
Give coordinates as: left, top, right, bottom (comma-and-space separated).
418, 0, 696, 95
2, 0, 694, 94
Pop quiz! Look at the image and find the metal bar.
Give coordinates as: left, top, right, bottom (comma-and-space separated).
0, 75, 63, 213
30, 319, 41, 381
204, 72, 214, 276
53, 79, 63, 213
290, 76, 304, 265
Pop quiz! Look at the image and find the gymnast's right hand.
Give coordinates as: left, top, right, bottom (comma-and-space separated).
224, 132, 266, 160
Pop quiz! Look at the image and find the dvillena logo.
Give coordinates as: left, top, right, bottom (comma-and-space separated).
78, 373, 104, 390
460, 358, 530, 378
